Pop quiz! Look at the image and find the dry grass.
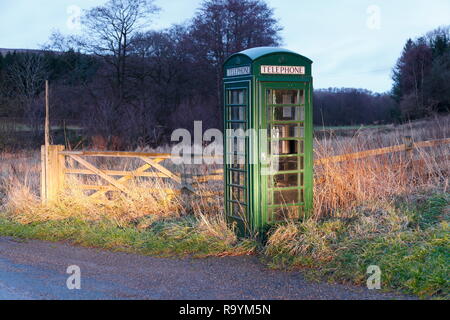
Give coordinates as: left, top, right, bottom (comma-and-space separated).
0, 116, 448, 232
3, 177, 185, 225
313, 115, 449, 218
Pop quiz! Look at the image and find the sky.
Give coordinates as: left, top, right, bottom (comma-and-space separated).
1, 0, 449, 93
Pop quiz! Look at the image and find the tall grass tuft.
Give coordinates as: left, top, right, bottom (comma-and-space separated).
313, 115, 449, 218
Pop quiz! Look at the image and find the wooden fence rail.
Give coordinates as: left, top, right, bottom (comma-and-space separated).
41, 146, 190, 202
40, 138, 450, 202
59, 150, 172, 158
315, 137, 450, 165
202, 137, 450, 177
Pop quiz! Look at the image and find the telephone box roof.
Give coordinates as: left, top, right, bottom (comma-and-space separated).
226, 47, 313, 64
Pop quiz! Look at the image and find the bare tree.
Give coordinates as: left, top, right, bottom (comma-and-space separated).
5, 53, 47, 138
190, 0, 283, 113
6, 53, 46, 104
80, 0, 160, 102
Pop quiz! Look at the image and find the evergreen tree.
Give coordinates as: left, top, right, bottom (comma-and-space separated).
392, 39, 414, 104
391, 26, 449, 120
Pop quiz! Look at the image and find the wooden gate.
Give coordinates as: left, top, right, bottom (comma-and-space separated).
40, 146, 195, 202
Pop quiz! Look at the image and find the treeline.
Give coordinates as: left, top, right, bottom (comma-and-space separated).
314, 88, 398, 126
0, 50, 97, 118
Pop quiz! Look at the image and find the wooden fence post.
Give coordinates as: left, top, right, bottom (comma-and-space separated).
43, 145, 65, 202
403, 136, 414, 178
40, 145, 47, 203
181, 165, 192, 190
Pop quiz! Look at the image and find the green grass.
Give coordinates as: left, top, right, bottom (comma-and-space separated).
321, 224, 449, 298
0, 216, 256, 258
264, 193, 450, 299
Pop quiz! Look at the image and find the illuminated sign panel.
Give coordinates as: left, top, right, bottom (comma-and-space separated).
226, 66, 251, 77
261, 65, 305, 75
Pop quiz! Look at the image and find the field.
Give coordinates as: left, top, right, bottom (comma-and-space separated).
0, 115, 449, 299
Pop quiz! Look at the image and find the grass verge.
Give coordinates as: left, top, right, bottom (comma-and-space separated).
264, 193, 449, 299
0, 215, 256, 258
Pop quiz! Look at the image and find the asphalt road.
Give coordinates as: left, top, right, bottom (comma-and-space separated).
0, 237, 409, 300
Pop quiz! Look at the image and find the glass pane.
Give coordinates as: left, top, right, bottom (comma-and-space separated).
229, 107, 246, 121
231, 171, 245, 186
295, 126, 305, 138
226, 151, 246, 170
232, 202, 245, 217
231, 187, 246, 203
273, 189, 299, 205
231, 163, 245, 170
299, 90, 305, 105
228, 137, 245, 153
270, 140, 304, 155
272, 107, 304, 121
270, 206, 300, 221
279, 156, 299, 171
272, 173, 299, 188
268, 90, 299, 105
227, 153, 245, 166
229, 90, 245, 105
229, 122, 246, 131
271, 124, 304, 138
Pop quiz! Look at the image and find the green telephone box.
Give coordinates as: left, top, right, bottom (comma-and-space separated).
223, 47, 313, 236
